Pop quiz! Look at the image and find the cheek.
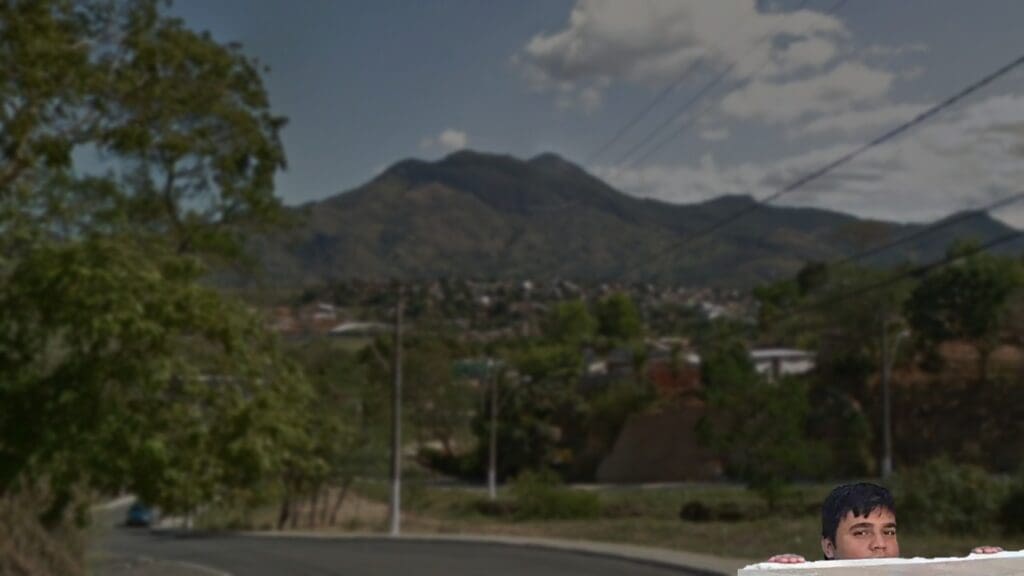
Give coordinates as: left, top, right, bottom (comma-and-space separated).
837, 536, 873, 558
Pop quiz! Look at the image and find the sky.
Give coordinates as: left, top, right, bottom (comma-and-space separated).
171, 0, 1024, 227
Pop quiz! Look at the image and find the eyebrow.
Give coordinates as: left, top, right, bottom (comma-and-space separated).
847, 522, 898, 531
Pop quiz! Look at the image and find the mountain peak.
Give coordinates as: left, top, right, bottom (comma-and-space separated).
440, 149, 517, 165
700, 194, 757, 208
528, 152, 572, 166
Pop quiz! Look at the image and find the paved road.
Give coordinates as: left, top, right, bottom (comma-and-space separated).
98, 527, 711, 576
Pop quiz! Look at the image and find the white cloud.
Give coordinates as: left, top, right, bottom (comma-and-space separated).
516, 0, 846, 111
419, 128, 469, 153
720, 62, 895, 123
592, 95, 1024, 228
700, 127, 730, 142
794, 102, 931, 137
755, 36, 840, 79
863, 43, 929, 58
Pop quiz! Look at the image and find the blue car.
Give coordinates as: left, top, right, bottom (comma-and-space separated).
125, 502, 154, 527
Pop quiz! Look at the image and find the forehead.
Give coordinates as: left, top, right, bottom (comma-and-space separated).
838, 507, 897, 528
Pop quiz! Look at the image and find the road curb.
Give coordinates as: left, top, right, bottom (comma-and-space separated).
239, 530, 747, 575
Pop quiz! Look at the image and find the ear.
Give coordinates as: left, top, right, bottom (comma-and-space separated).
821, 537, 836, 560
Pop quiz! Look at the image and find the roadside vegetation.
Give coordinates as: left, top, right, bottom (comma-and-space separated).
6, 2, 1024, 574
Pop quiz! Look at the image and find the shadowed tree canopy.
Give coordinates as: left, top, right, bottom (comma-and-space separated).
0, 0, 305, 527
1, 0, 287, 261
905, 242, 1022, 381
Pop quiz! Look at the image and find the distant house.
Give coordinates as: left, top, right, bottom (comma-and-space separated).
749, 348, 816, 381
643, 346, 815, 383
327, 321, 389, 338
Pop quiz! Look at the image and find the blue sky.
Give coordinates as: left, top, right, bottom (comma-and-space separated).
171, 0, 1024, 226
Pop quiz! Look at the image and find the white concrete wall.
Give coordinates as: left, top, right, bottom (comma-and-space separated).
739, 550, 1024, 575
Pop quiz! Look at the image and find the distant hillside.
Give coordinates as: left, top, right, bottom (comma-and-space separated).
250, 150, 1021, 288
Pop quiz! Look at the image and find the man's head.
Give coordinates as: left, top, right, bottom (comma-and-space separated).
820, 483, 899, 560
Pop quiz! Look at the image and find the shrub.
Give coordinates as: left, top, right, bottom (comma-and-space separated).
679, 500, 713, 522
418, 447, 479, 480
472, 497, 515, 518
999, 482, 1024, 534
508, 470, 601, 521
897, 457, 1009, 534
678, 499, 755, 522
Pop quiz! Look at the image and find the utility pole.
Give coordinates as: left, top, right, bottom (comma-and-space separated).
388, 288, 404, 536
487, 361, 499, 501
880, 314, 908, 480
880, 317, 893, 480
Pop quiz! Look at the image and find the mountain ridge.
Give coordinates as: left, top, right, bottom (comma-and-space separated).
251, 149, 1021, 287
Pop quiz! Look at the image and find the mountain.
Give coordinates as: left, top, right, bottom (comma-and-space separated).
251, 150, 1021, 287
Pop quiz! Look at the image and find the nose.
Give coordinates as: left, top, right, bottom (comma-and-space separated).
870, 534, 887, 552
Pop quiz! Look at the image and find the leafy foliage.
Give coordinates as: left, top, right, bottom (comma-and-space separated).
905, 244, 1022, 381
541, 300, 596, 346
698, 339, 826, 509
0, 0, 301, 551
0, 239, 310, 516
897, 457, 1010, 534
505, 470, 601, 521
594, 293, 642, 343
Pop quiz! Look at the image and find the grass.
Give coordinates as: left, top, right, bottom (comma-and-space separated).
345, 480, 1024, 561
201, 478, 1024, 562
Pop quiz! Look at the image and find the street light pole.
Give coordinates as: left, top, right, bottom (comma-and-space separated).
388, 290, 403, 536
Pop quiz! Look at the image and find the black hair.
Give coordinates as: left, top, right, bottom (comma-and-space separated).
821, 483, 896, 547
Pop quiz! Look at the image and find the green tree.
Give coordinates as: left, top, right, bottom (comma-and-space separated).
283, 341, 388, 528
0, 240, 310, 520
595, 293, 642, 343
754, 264, 910, 477
541, 299, 597, 346
403, 338, 475, 457
1, 0, 286, 262
0, 0, 301, 559
905, 243, 1021, 383
473, 343, 584, 479
698, 340, 825, 509
105, 0, 287, 257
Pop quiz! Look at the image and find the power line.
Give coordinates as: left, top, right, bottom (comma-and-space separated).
585, 59, 703, 164
792, 229, 1023, 320
616, 0, 845, 169
617, 51, 1024, 281
833, 190, 1024, 268
615, 60, 738, 167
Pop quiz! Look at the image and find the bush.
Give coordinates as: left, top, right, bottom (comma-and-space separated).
897, 457, 1009, 534
999, 482, 1024, 534
472, 498, 516, 518
678, 499, 755, 522
508, 470, 601, 521
418, 447, 479, 480
679, 500, 713, 522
